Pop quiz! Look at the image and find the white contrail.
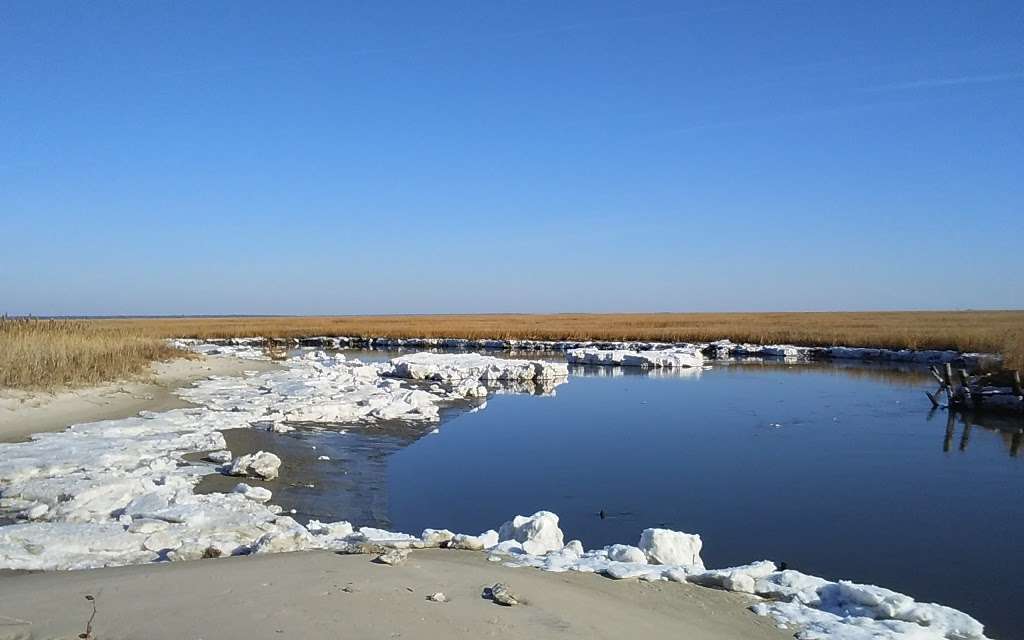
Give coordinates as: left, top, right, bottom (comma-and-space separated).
863, 70, 1024, 91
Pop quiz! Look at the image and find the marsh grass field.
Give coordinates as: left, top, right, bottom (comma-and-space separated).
2, 312, 1022, 390
0, 318, 186, 390
106, 311, 1023, 362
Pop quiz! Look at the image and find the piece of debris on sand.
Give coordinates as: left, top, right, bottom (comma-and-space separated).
483, 582, 520, 606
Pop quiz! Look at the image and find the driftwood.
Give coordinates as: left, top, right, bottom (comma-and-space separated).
263, 338, 289, 361
926, 366, 1024, 414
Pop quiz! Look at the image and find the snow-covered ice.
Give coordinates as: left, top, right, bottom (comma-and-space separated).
384, 352, 568, 383
747, 575, 988, 640
607, 544, 648, 563
232, 483, 272, 503
566, 346, 704, 368
689, 560, 777, 593
227, 451, 281, 480
639, 527, 705, 569
497, 511, 565, 555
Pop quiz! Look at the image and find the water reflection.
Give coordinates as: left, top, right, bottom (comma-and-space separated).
934, 409, 1024, 458
567, 364, 703, 379
484, 376, 568, 396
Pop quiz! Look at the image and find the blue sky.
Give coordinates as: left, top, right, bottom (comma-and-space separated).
2, 1, 1022, 315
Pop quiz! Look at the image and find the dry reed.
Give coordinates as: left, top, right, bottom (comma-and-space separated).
0, 318, 186, 390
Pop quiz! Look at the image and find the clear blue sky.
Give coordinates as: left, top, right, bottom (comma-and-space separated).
2, 1, 1021, 315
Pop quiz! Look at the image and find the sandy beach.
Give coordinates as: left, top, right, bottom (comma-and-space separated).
0, 548, 790, 640
0, 356, 278, 443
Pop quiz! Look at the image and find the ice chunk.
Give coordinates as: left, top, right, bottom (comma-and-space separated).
749, 573, 990, 640
143, 530, 182, 553
18, 503, 49, 520
0, 522, 155, 570
565, 346, 703, 368
819, 581, 987, 639
251, 517, 318, 554
127, 518, 169, 535
478, 529, 499, 549
420, 529, 456, 547
227, 451, 281, 480
604, 562, 663, 580
385, 352, 568, 383
754, 569, 830, 604
306, 519, 354, 539
607, 544, 647, 564
449, 530, 499, 551
205, 450, 232, 464
638, 528, 704, 569
351, 527, 419, 548
450, 533, 487, 551
497, 511, 564, 555
688, 560, 777, 594
232, 483, 272, 503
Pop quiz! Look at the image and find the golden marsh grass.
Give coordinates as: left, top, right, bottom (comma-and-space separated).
0, 318, 186, 391
101, 311, 1023, 368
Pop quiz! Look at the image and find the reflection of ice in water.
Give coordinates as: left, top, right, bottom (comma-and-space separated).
485, 376, 568, 396
569, 365, 702, 379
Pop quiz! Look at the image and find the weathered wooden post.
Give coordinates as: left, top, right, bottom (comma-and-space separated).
959, 369, 973, 408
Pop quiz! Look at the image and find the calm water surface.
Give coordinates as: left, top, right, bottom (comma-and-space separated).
209, 349, 1024, 638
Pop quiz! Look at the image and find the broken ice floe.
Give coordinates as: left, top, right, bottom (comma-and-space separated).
749, 575, 988, 640
232, 483, 272, 503
384, 352, 568, 383
182, 335, 996, 369
169, 339, 270, 361
227, 451, 281, 480
0, 350, 568, 570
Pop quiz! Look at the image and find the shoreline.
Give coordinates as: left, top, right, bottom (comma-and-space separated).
0, 355, 279, 443
0, 549, 790, 640
178, 335, 1003, 369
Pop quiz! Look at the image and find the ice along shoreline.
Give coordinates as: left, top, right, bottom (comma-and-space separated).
176, 335, 1001, 370
0, 345, 993, 639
